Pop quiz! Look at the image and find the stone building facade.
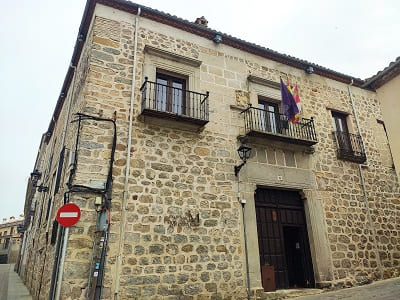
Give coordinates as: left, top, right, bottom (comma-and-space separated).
19, 0, 399, 299
0, 216, 24, 264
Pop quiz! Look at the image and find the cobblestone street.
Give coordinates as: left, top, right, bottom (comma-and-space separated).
294, 277, 400, 300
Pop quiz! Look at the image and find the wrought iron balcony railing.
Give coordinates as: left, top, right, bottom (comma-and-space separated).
334, 131, 366, 163
140, 78, 209, 126
241, 106, 318, 146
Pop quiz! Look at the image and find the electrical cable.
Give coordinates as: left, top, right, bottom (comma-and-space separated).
51, 112, 117, 300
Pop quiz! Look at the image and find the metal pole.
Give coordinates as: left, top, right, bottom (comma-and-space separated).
242, 202, 251, 300
55, 227, 69, 300
114, 7, 141, 298
348, 80, 382, 279
238, 173, 251, 300
49, 225, 63, 300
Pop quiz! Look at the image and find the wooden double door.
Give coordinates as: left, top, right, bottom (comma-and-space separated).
255, 188, 314, 289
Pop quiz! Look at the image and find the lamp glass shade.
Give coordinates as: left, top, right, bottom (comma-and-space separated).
30, 170, 41, 186
237, 144, 252, 161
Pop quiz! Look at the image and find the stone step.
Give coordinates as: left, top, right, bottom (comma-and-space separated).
260, 288, 323, 300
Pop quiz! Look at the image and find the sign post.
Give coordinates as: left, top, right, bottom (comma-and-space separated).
56, 203, 81, 227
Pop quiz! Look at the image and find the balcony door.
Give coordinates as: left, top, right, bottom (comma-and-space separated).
332, 112, 351, 153
258, 100, 279, 133
156, 73, 186, 115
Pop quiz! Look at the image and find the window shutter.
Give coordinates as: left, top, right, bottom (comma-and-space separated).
50, 220, 58, 245
45, 197, 52, 221
54, 147, 65, 194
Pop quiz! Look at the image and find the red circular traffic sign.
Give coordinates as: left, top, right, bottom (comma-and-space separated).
56, 203, 81, 227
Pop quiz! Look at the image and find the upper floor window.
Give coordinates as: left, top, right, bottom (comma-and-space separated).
258, 99, 280, 134
141, 45, 208, 127
332, 111, 351, 152
331, 111, 366, 163
332, 112, 349, 133
377, 120, 394, 167
156, 72, 187, 115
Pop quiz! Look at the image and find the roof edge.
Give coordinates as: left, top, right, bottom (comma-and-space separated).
362, 58, 400, 89
45, 0, 96, 143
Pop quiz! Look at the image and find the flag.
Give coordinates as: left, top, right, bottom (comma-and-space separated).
280, 78, 299, 123
292, 84, 301, 123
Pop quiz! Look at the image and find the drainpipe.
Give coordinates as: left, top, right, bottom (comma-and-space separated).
238, 175, 251, 300
114, 7, 141, 298
347, 80, 368, 166
347, 80, 383, 280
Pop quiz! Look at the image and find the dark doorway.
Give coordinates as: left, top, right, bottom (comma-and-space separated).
255, 188, 314, 289
283, 226, 306, 287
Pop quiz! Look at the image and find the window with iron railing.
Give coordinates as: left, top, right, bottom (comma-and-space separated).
333, 131, 366, 163
241, 105, 317, 146
332, 112, 366, 163
140, 76, 209, 125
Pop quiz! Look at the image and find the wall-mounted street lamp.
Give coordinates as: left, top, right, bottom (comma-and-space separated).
30, 169, 41, 186
234, 143, 252, 176
30, 169, 49, 192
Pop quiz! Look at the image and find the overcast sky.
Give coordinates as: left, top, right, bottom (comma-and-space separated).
1, 0, 399, 222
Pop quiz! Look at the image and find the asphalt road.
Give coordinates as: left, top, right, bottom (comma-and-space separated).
294, 277, 400, 300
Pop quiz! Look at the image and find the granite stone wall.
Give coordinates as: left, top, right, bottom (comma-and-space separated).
21, 5, 400, 300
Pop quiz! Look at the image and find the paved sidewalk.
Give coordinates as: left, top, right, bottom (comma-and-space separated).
294, 277, 400, 300
0, 264, 31, 300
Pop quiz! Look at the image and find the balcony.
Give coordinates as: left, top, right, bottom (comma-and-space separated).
140, 79, 209, 126
334, 131, 366, 163
241, 106, 318, 146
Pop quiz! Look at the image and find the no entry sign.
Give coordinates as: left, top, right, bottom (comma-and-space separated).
56, 203, 81, 227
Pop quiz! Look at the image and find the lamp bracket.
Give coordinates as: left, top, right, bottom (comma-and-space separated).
234, 161, 246, 177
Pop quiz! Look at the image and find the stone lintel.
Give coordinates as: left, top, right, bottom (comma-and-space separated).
247, 75, 280, 89
144, 45, 202, 67
242, 162, 317, 190
326, 106, 352, 115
